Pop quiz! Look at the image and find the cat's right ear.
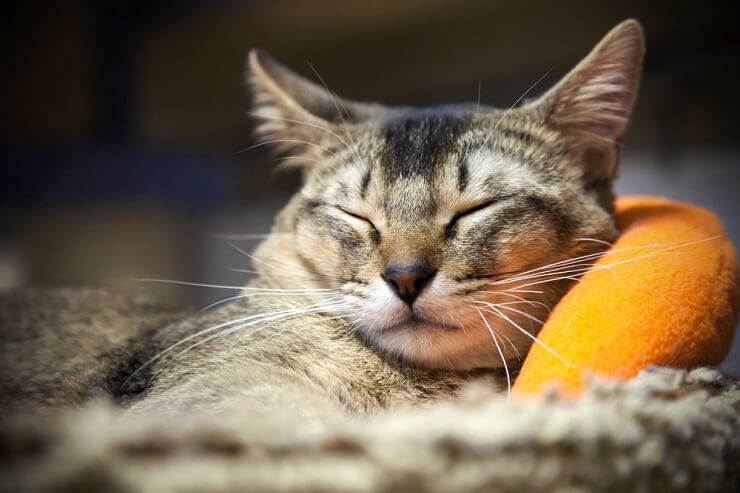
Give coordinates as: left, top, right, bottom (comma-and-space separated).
247, 49, 382, 165
527, 20, 645, 180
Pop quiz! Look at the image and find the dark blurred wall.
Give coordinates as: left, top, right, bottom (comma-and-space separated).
1, 0, 739, 369
5, 1, 740, 161
4, 2, 94, 143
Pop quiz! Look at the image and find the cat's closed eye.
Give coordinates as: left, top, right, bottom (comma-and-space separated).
337, 207, 380, 234
445, 195, 514, 237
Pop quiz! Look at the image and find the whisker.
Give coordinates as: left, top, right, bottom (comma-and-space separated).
229, 243, 346, 282
487, 302, 545, 326
488, 264, 600, 286
503, 236, 720, 291
502, 237, 717, 282
243, 312, 354, 352
148, 298, 351, 382
122, 297, 346, 388
476, 304, 576, 369
274, 155, 325, 166
122, 308, 298, 389
477, 69, 552, 154
491, 325, 522, 362
133, 278, 336, 292
461, 78, 484, 160
199, 289, 340, 312
236, 139, 338, 157
230, 268, 333, 283
477, 309, 511, 399
248, 113, 356, 151
502, 274, 584, 291
506, 288, 544, 294
208, 232, 289, 240
476, 245, 633, 283
227, 304, 362, 349
575, 237, 614, 247
306, 63, 365, 167
191, 299, 351, 351
481, 291, 552, 312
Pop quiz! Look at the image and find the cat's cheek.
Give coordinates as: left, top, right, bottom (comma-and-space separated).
294, 223, 344, 277
357, 279, 410, 331
412, 275, 459, 319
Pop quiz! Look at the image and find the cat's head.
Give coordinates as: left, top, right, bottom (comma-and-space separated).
248, 20, 644, 370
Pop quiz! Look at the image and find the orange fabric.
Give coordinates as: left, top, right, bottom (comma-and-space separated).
513, 196, 739, 397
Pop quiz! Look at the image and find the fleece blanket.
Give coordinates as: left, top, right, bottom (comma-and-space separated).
1, 367, 738, 493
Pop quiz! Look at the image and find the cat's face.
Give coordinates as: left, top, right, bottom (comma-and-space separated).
249, 20, 644, 370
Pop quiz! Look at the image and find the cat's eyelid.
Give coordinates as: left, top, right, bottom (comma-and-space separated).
336, 206, 370, 221
335, 205, 380, 231
454, 194, 515, 219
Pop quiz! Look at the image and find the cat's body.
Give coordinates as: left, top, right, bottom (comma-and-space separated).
0, 287, 494, 416
0, 20, 645, 417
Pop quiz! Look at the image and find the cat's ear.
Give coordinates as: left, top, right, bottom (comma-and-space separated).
535, 20, 644, 140
247, 49, 383, 165
529, 20, 644, 176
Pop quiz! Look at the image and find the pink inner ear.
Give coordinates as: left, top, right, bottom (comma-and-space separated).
544, 21, 644, 141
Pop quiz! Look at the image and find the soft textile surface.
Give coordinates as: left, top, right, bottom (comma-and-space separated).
2, 198, 739, 492
515, 196, 739, 396
2, 368, 738, 493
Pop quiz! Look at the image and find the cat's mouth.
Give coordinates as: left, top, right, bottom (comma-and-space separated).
382, 315, 460, 333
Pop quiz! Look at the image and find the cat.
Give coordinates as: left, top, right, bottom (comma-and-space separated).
0, 20, 644, 417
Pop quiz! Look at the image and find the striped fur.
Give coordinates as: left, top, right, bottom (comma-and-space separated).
248, 20, 644, 370
1, 21, 645, 416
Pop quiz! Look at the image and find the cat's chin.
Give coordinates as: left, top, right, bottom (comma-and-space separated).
382, 316, 461, 334
361, 318, 516, 371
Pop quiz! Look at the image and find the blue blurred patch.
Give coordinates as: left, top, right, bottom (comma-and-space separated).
0, 145, 231, 211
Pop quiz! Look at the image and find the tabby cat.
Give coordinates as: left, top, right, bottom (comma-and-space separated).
0, 20, 644, 417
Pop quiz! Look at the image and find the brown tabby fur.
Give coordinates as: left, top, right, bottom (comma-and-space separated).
0, 20, 644, 417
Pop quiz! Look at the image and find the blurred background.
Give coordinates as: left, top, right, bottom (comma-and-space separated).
2, 0, 739, 373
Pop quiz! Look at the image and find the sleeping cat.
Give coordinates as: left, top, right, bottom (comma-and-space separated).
0, 20, 644, 416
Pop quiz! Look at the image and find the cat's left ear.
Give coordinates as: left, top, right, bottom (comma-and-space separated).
247, 49, 384, 165
529, 20, 645, 176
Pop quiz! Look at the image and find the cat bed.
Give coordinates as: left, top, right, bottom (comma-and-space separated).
2, 197, 739, 492
515, 196, 739, 396
2, 368, 739, 492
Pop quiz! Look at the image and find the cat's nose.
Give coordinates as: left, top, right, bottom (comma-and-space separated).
383, 260, 435, 306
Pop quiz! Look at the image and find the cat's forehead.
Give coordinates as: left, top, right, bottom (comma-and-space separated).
377, 107, 476, 181
309, 105, 548, 217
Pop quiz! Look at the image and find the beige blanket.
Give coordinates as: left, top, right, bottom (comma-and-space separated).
2, 367, 738, 493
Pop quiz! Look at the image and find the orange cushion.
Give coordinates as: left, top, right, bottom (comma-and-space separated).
513, 196, 739, 397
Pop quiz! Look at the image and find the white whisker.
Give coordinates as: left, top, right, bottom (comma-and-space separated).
236, 139, 338, 157
503, 236, 720, 290
306, 63, 365, 167
150, 298, 351, 380
208, 232, 289, 240
122, 297, 346, 388
575, 237, 614, 247
478, 309, 511, 399
248, 113, 355, 150
477, 69, 551, 154
229, 242, 345, 283
477, 304, 576, 369
487, 302, 545, 326
482, 291, 552, 312
199, 290, 340, 312
274, 155, 325, 166
133, 278, 336, 292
